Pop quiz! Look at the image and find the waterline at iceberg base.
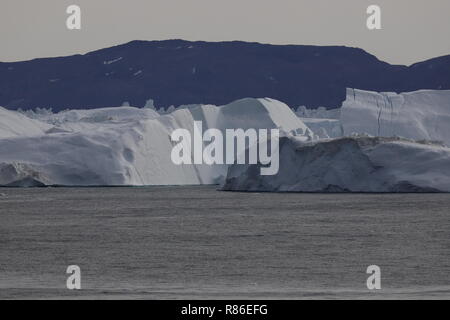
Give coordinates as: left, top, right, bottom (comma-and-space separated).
222, 136, 450, 193
1, 88, 450, 192
0, 97, 312, 187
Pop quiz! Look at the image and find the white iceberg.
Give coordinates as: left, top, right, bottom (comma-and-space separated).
0, 98, 311, 186
0, 107, 52, 138
342, 89, 450, 146
222, 136, 450, 192
306, 88, 450, 145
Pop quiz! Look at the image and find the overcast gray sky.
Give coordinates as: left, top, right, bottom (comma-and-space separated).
1, 0, 449, 65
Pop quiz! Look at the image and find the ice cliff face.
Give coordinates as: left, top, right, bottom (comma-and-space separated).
2, 89, 449, 191
0, 98, 311, 186
296, 89, 450, 144
341, 89, 450, 146
222, 136, 450, 192
223, 89, 450, 193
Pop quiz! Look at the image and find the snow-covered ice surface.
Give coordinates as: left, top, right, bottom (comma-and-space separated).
2, 89, 450, 191
0, 98, 311, 186
223, 136, 450, 192
341, 89, 450, 145
223, 89, 450, 193
0, 107, 52, 138
296, 89, 450, 143
301, 118, 343, 139
295, 106, 340, 119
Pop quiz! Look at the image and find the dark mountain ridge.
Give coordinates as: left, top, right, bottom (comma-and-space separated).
0, 39, 449, 111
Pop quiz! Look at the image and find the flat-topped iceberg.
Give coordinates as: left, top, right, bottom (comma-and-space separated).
222, 136, 450, 192
223, 89, 450, 192
298, 89, 450, 144
1, 89, 449, 190
341, 89, 450, 145
0, 98, 311, 186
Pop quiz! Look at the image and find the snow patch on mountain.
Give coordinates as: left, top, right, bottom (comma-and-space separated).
103, 57, 123, 65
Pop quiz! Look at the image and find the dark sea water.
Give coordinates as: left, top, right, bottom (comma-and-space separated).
0, 186, 449, 299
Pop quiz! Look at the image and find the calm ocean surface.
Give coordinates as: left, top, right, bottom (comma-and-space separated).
0, 186, 449, 299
